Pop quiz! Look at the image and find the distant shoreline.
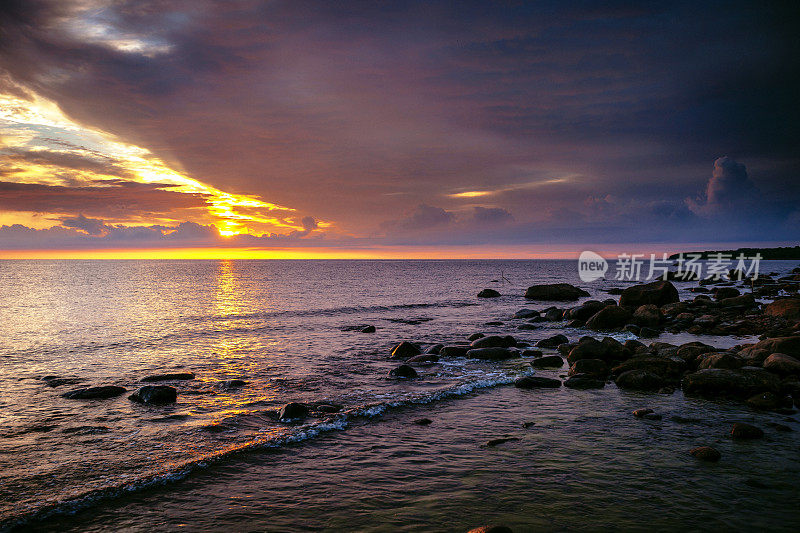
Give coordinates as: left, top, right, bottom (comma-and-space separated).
669, 246, 800, 260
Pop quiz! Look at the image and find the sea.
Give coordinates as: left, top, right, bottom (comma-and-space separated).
0, 259, 798, 532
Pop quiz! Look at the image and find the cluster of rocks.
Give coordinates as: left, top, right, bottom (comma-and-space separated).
517, 278, 800, 338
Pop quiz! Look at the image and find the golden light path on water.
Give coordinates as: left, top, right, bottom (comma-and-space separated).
0, 89, 325, 236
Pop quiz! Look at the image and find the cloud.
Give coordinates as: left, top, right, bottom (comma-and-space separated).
470, 206, 513, 225
397, 204, 455, 230
687, 156, 759, 216
60, 214, 107, 235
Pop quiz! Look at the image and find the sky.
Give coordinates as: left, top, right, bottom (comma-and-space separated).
0, 0, 798, 258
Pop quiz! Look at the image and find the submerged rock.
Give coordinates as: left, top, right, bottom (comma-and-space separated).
524, 283, 589, 301
218, 379, 247, 389
360, 325, 376, 333
632, 408, 654, 418
484, 437, 520, 447
513, 309, 540, 319
390, 342, 421, 359
141, 372, 195, 382
44, 377, 86, 388
405, 353, 439, 364
389, 364, 418, 378
690, 446, 721, 462
478, 289, 501, 298
61, 386, 126, 400
439, 346, 469, 358
413, 418, 433, 426
731, 422, 764, 439
278, 402, 309, 421
466, 347, 519, 360
514, 376, 561, 389
129, 385, 177, 404
468, 526, 513, 533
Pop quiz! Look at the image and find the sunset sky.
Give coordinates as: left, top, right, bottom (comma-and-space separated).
1, 1, 798, 258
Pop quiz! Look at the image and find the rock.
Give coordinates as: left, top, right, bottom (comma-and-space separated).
478, 289, 501, 298
619, 280, 679, 308
44, 377, 85, 388
406, 354, 439, 364
642, 412, 662, 420
470, 335, 516, 349
425, 343, 444, 354
615, 370, 664, 391
739, 336, 800, 359
713, 287, 740, 300
544, 308, 564, 321
535, 334, 568, 348
569, 358, 608, 378
467, 333, 485, 341
764, 298, 800, 320
278, 402, 309, 420
763, 353, 800, 376
639, 327, 660, 338
141, 372, 194, 382
567, 300, 606, 321
531, 355, 564, 368
586, 305, 632, 330
676, 342, 719, 364
61, 386, 127, 400
484, 437, 520, 447
746, 392, 782, 410
314, 404, 341, 413
697, 353, 745, 370
391, 342, 421, 359
360, 325, 376, 333
690, 446, 721, 462
564, 375, 605, 389
625, 339, 647, 353
466, 348, 519, 360
730, 422, 764, 439
513, 309, 540, 319
632, 408, 653, 417
514, 376, 562, 389
524, 283, 589, 301
632, 304, 661, 327
566, 338, 607, 364
719, 294, 756, 308
682, 368, 781, 399
517, 323, 539, 330
218, 379, 247, 389
612, 356, 684, 379
468, 527, 513, 533
439, 346, 469, 358
129, 385, 177, 404
623, 324, 641, 335
413, 418, 432, 426
389, 365, 418, 378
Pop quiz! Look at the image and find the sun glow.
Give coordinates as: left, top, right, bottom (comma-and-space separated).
0, 88, 317, 237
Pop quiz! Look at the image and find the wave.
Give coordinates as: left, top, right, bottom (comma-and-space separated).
0, 369, 528, 532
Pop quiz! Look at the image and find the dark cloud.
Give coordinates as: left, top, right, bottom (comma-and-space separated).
687, 156, 759, 216
1, 1, 799, 246
0, 180, 210, 218
60, 214, 107, 235
0, 147, 136, 179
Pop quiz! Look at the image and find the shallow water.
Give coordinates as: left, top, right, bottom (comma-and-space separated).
0, 259, 797, 531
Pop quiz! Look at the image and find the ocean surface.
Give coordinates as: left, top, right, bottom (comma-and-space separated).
1, 259, 798, 532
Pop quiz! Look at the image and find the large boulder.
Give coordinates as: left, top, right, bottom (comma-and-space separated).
129, 385, 177, 404
391, 342, 421, 359
619, 280, 679, 308
763, 353, 800, 376
764, 298, 800, 320
524, 283, 589, 301
631, 304, 661, 328
568, 300, 606, 321
569, 358, 608, 378
564, 376, 605, 389
585, 305, 632, 330
466, 347, 519, 360
615, 369, 664, 391
696, 352, 745, 370
611, 355, 685, 379
531, 355, 564, 368
535, 334, 568, 348
470, 335, 516, 349
61, 386, 126, 400
682, 368, 781, 399
739, 336, 800, 359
